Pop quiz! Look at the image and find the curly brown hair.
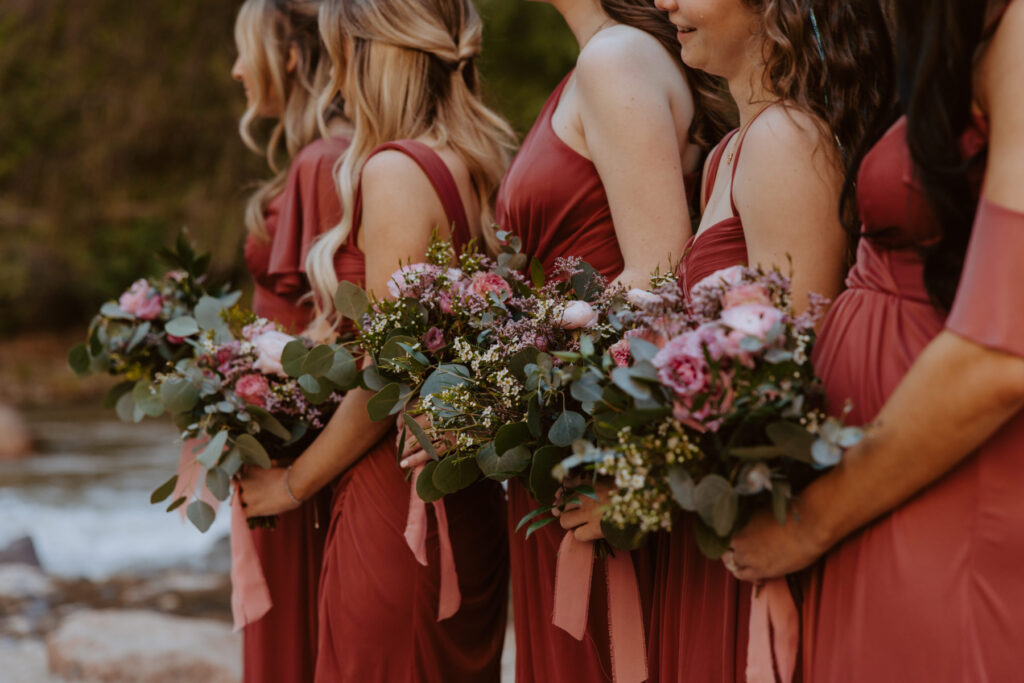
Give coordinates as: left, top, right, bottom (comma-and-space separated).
741, 0, 894, 175
601, 0, 737, 148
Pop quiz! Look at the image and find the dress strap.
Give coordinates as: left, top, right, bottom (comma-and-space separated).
729, 103, 778, 217
704, 129, 740, 208
352, 140, 473, 251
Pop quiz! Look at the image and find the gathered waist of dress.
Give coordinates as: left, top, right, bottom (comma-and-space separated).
842, 238, 934, 306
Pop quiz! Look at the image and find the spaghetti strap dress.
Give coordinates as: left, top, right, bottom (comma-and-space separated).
647, 127, 755, 683
241, 135, 352, 683
314, 140, 509, 683
802, 67, 1024, 679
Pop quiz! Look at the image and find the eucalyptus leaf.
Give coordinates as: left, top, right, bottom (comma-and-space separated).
165, 316, 200, 338
601, 520, 648, 551
301, 344, 335, 377
772, 479, 792, 525
221, 448, 244, 478
367, 383, 403, 422
530, 257, 546, 288
415, 460, 444, 503
159, 378, 199, 414
205, 468, 231, 501
402, 413, 438, 461
127, 321, 151, 352
667, 466, 696, 510
494, 422, 531, 455
420, 364, 471, 398
246, 407, 292, 441
570, 372, 605, 403
711, 486, 739, 537
431, 457, 479, 494
150, 475, 178, 504
165, 496, 186, 513
693, 474, 732, 529
99, 302, 134, 320
765, 420, 817, 464
103, 381, 135, 410
548, 411, 586, 447
334, 281, 369, 321
611, 367, 652, 401
361, 365, 387, 391
197, 431, 229, 469
235, 433, 271, 469
477, 442, 531, 480
325, 348, 358, 388
132, 380, 164, 418
68, 344, 91, 376
281, 340, 309, 378
186, 500, 217, 533
693, 518, 730, 560
628, 338, 660, 364
115, 391, 135, 423
528, 446, 565, 505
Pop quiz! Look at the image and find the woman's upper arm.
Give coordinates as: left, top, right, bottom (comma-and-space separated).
358, 151, 447, 299
980, 1, 1024, 211
575, 38, 694, 284
733, 110, 848, 311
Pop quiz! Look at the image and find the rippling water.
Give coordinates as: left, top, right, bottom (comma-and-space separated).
0, 405, 229, 579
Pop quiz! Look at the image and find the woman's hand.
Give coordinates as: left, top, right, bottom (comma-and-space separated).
724, 506, 826, 582
556, 480, 612, 542
237, 466, 301, 518
396, 411, 455, 470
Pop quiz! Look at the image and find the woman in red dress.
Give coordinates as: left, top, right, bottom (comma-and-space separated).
652, 1, 892, 681
488, 2, 731, 681
729, 2, 1024, 681
238, 0, 517, 680
231, 2, 351, 681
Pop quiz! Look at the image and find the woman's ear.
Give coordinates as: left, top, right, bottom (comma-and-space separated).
287, 44, 299, 73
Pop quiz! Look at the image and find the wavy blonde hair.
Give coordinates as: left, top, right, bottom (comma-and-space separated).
236, 0, 336, 242
305, 0, 517, 332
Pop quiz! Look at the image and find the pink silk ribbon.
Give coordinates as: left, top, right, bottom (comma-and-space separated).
552, 532, 648, 683
404, 465, 462, 620
746, 578, 799, 683
172, 438, 272, 632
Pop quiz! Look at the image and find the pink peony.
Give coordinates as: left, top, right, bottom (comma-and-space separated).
652, 332, 711, 398
423, 327, 446, 352
234, 373, 270, 408
469, 272, 512, 300
118, 279, 163, 320
251, 330, 292, 377
438, 291, 453, 315
559, 301, 599, 329
609, 339, 632, 367
722, 283, 772, 310
719, 304, 784, 341
626, 288, 663, 308
534, 335, 549, 352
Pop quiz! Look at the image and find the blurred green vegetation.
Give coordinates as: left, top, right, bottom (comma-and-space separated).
0, 0, 576, 337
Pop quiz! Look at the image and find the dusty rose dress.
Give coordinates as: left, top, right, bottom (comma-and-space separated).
241, 135, 350, 683
314, 141, 509, 682
803, 102, 1024, 680
647, 128, 756, 683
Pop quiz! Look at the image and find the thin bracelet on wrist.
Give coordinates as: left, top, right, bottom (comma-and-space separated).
284, 464, 303, 505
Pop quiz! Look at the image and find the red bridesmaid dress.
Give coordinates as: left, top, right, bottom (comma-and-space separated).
241, 135, 351, 683
803, 94, 1024, 679
496, 72, 666, 683
314, 140, 509, 682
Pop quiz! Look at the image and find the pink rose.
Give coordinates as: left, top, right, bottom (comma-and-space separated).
118, 279, 163, 320
653, 331, 710, 398
439, 291, 453, 315
534, 335, 549, 352
234, 373, 270, 408
387, 264, 439, 299
609, 339, 632, 367
559, 301, 599, 329
423, 327, 446, 352
719, 304, 784, 341
626, 288, 663, 308
693, 265, 747, 293
251, 330, 292, 377
469, 272, 512, 300
242, 321, 276, 341
722, 283, 772, 309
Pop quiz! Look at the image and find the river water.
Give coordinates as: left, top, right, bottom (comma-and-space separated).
0, 405, 229, 579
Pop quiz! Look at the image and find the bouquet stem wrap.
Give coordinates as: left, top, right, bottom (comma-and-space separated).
404, 465, 462, 620
746, 578, 798, 683
552, 532, 648, 683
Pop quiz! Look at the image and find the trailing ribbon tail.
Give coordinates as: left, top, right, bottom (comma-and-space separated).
746, 578, 799, 683
229, 493, 272, 632
404, 464, 462, 621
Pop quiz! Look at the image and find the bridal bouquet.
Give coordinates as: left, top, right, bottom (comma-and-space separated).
147, 304, 345, 531
553, 266, 862, 556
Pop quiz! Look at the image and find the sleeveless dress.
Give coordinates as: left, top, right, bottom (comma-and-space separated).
314, 140, 509, 683
496, 71, 668, 683
802, 92, 1024, 679
648, 128, 754, 683
241, 135, 351, 683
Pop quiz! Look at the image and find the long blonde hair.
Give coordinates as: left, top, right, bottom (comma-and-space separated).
236, 0, 336, 242
306, 0, 517, 330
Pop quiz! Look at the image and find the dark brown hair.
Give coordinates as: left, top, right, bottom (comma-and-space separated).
600, 0, 737, 147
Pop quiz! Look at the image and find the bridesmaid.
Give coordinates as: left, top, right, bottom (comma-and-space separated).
238, 0, 517, 680
650, 1, 892, 681
231, 1, 351, 681
729, 1, 1024, 681
490, 1, 731, 681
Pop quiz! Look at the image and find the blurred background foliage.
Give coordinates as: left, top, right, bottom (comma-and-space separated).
0, 0, 577, 337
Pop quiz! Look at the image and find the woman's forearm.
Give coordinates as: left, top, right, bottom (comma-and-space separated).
800, 330, 1024, 550
286, 386, 394, 500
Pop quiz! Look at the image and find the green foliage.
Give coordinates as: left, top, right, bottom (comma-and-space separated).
1, 0, 577, 337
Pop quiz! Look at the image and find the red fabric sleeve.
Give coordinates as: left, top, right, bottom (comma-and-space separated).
260, 140, 347, 299
946, 198, 1024, 357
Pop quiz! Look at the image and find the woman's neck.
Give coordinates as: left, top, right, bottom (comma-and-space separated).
728, 60, 776, 127
324, 116, 354, 139
552, 0, 613, 50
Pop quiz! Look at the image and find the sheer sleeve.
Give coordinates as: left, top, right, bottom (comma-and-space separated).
259, 142, 345, 300
946, 198, 1024, 357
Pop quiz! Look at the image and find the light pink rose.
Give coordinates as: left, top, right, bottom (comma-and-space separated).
559, 301, 599, 329
469, 272, 512, 300
652, 331, 710, 398
693, 265, 747, 293
439, 291, 453, 315
444, 267, 464, 283
719, 304, 784, 341
609, 339, 632, 368
423, 327, 446, 352
234, 373, 270, 408
626, 288, 663, 308
251, 330, 292, 377
722, 283, 772, 310
387, 264, 439, 298
242, 321, 276, 341
118, 279, 163, 320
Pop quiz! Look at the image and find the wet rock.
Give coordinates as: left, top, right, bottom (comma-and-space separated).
47, 609, 241, 682
0, 403, 33, 460
0, 564, 55, 601
0, 536, 41, 567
